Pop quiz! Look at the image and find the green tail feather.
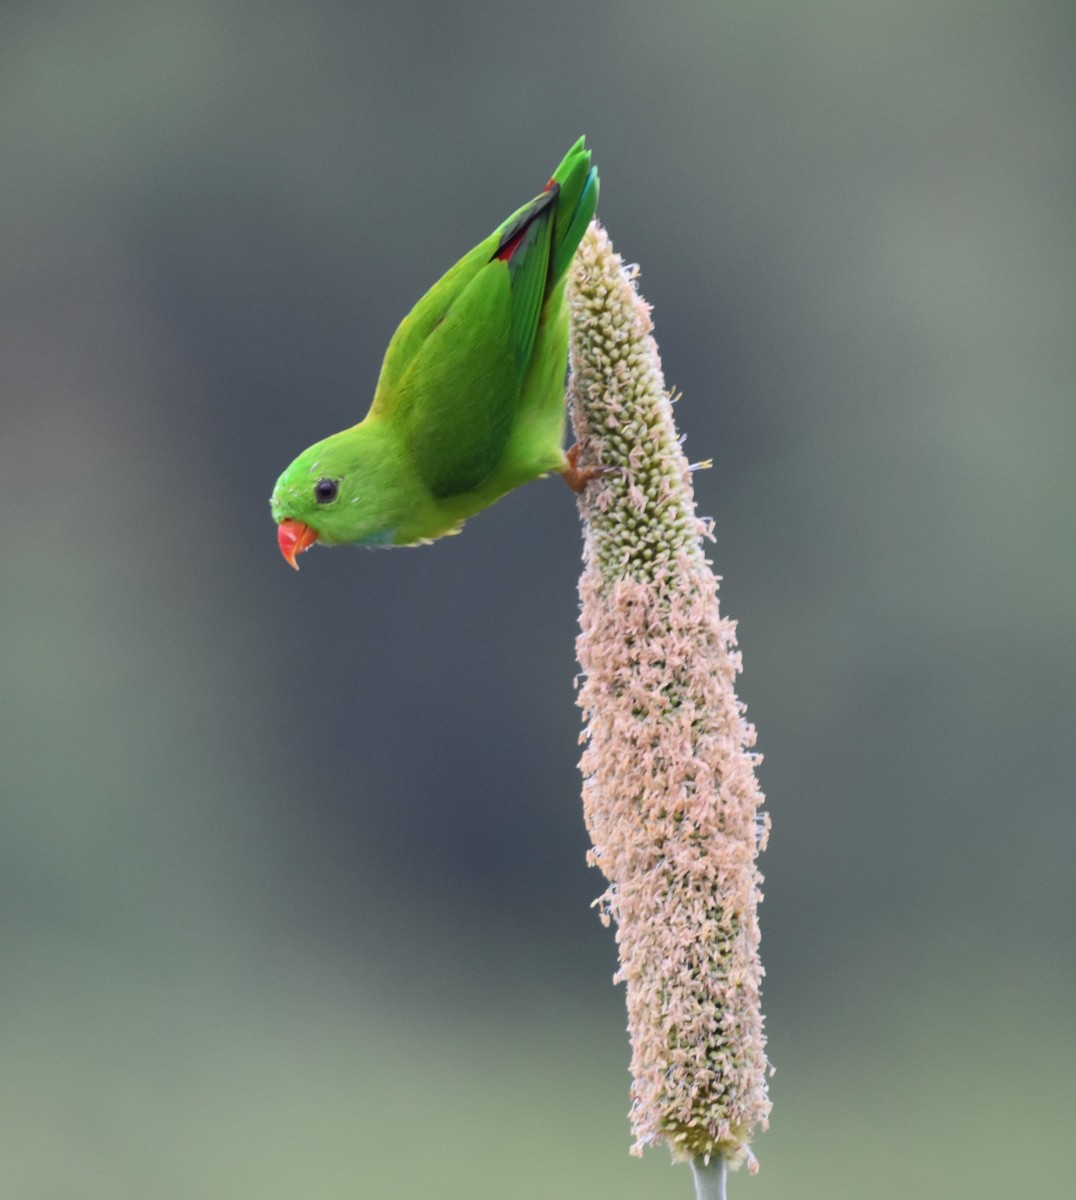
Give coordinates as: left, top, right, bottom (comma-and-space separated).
550, 136, 599, 281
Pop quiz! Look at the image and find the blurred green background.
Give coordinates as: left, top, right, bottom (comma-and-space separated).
2, 1, 1073, 1195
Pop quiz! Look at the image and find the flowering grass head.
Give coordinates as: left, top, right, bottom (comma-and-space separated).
569, 223, 770, 1168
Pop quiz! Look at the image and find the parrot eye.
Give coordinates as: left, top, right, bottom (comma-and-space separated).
313, 477, 339, 504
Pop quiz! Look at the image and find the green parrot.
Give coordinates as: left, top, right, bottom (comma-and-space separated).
271, 138, 599, 568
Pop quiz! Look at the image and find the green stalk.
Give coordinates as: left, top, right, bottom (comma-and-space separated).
691, 1156, 728, 1200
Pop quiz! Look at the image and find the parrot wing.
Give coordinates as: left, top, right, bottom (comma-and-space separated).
374, 187, 559, 499
491, 185, 555, 374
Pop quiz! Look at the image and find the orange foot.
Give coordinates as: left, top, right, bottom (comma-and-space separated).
560, 443, 614, 494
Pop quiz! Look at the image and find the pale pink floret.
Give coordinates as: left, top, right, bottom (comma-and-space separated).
569, 224, 770, 1166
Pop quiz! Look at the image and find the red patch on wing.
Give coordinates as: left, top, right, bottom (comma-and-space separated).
493, 227, 529, 262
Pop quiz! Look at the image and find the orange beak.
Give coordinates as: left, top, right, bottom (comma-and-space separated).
277, 519, 319, 569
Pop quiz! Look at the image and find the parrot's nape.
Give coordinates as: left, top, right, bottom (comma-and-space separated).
270, 138, 598, 568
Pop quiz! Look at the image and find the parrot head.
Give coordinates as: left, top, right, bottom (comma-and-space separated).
270, 427, 401, 568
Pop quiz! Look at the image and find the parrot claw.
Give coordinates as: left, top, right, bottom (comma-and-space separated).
560, 443, 616, 494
